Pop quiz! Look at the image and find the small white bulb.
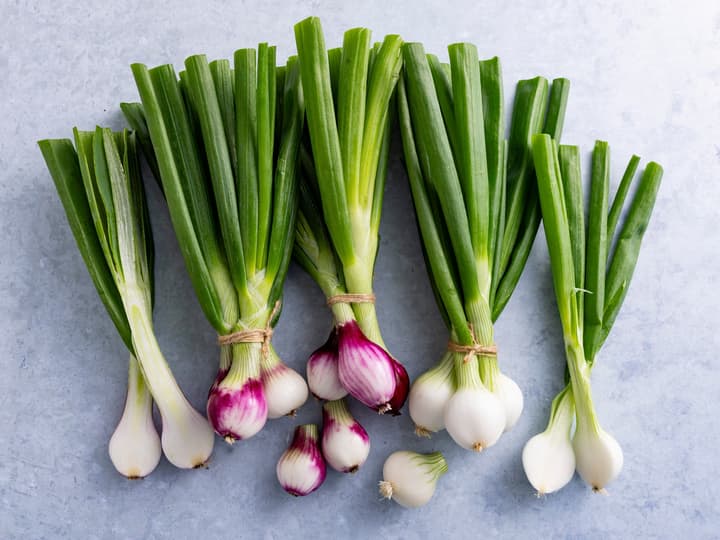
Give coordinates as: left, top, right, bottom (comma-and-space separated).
108, 355, 161, 478
444, 387, 505, 451
493, 373, 524, 432
160, 400, 215, 469
276, 424, 326, 496
408, 355, 454, 436
522, 430, 576, 495
306, 332, 347, 401
379, 451, 447, 508
263, 363, 309, 419
573, 425, 624, 491
321, 399, 370, 473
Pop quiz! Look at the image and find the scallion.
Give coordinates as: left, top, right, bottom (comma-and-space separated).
39, 128, 214, 472
398, 41, 569, 450
129, 45, 307, 442
293, 17, 409, 414
524, 135, 662, 493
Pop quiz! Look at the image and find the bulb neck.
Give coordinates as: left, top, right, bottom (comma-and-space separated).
323, 398, 353, 424
218, 345, 232, 371
565, 343, 599, 435
427, 352, 455, 383
417, 451, 448, 480
222, 343, 261, 386
453, 354, 484, 390
291, 423, 320, 452
463, 299, 498, 391
546, 384, 576, 438
120, 287, 186, 415
259, 342, 282, 371
342, 260, 385, 348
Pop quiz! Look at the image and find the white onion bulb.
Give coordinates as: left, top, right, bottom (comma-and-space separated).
379, 451, 447, 508
408, 353, 454, 437
573, 425, 624, 491
108, 355, 161, 478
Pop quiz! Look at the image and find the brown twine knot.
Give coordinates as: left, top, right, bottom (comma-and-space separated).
326, 293, 376, 306
217, 300, 281, 357
446, 341, 498, 362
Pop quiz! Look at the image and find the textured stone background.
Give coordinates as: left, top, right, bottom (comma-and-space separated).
1, 1, 718, 538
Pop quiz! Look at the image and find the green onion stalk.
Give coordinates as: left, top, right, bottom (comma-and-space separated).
398, 42, 570, 450
294, 17, 409, 414
128, 45, 307, 443
39, 128, 214, 472
524, 136, 662, 493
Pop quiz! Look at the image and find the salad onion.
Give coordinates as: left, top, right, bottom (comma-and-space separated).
321, 398, 370, 473
129, 45, 307, 442
276, 424, 326, 496
398, 42, 569, 450
294, 17, 409, 414
524, 135, 662, 493
379, 450, 448, 508
39, 128, 214, 471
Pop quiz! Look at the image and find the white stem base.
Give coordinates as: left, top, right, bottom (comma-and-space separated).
108, 354, 161, 478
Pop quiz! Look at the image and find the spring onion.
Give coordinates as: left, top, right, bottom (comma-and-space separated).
276, 424, 326, 496
129, 45, 307, 442
525, 135, 662, 493
39, 128, 214, 471
379, 451, 448, 508
321, 398, 370, 473
293, 17, 409, 414
398, 42, 569, 450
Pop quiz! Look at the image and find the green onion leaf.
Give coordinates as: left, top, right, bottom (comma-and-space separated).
39, 138, 133, 350
583, 141, 610, 358
558, 144, 585, 313
397, 77, 474, 345
131, 63, 229, 332
596, 162, 663, 356
606, 154, 641, 248
294, 17, 354, 265
402, 42, 481, 308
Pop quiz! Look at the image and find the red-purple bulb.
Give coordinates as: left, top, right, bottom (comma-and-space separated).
206, 374, 267, 443
276, 424, 326, 496
306, 331, 348, 401
336, 320, 407, 414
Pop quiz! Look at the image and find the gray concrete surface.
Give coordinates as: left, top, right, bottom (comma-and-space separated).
1, 1, 718, 538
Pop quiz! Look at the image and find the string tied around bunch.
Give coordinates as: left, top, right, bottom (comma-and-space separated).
326, 293, 376, 306
217, 300, 281, 357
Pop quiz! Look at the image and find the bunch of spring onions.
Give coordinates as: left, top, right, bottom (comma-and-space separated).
397, 42, 569, 450
39, 128, 214, 474
523, 136, 662, 494
293, 17, 409, 414
127, 44, 308, 443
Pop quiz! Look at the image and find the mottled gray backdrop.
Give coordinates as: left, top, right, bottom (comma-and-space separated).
1, 1, 718, 538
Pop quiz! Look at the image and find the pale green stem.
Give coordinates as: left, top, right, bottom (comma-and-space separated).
565, 342, 600, 435
124, 353, 153, 423
453, 354, 484, 390
122, 285, 195, 421
465, 297, 499, 391
545, 384, 575, 437
261, 343, 282, 371
428, 352, 456, 390
323, 398, 353, 423
223, 342, 262, 386
218, 345, 232, 372
414, 451, 449, 480
342, 258, 385, 347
